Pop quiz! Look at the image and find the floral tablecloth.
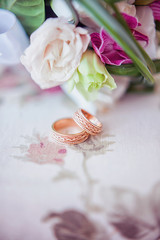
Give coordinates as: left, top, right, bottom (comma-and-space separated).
0, 65, 160, 240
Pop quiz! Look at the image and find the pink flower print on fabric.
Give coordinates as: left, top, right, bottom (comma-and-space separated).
27, 136, 67, 164
150, 0, 160, 21
91, 13, 148, 66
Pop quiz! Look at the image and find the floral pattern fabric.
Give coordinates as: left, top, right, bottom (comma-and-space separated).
0, 65, 160, 240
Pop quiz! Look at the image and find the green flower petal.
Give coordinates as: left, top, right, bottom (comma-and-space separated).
76, 80, 98, 101
67, 70, 80, 92
103, 70, 117, 90
93, 52, 107, 74
67, 50, 116, 101
78, 51, 96, 75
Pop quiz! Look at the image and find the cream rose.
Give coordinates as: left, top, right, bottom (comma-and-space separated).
21, 18, 90, 89
136, 6, 157, 59
116, 1, 136, 17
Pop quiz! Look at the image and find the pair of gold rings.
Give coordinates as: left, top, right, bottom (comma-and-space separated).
51, 109, 102, 145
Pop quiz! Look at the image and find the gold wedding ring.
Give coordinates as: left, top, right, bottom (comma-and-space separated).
73, 109, 102, 135
51, 118, 89, 145
51, 109, 102, 145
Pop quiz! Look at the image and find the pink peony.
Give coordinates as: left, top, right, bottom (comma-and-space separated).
91, 13, 148, 66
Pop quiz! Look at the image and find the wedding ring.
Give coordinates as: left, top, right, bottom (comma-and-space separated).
51, 118, 89, 145
73, 109, 102, 135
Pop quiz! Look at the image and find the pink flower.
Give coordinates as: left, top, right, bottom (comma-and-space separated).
150, 0, 160, 21
26, 136, 67, 164
136, 6, 157, 59
21, 18, 90, 89
91, 13, 148, 66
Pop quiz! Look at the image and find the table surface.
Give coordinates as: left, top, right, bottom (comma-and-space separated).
0, 65, 160, 240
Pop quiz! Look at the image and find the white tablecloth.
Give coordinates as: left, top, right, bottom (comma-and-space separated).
0, 66, 160, 240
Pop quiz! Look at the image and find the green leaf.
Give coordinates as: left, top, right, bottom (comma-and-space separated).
106, 64, 140, 77
0, 0, 45, 35
106, 59, 160, 76
74, 0, 155, 84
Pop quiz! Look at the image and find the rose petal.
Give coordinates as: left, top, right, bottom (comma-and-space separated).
21, 18, 90, 89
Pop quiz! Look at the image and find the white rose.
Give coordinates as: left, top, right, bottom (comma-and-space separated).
21, 18, 90, 89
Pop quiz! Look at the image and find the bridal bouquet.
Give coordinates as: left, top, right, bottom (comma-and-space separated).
1, 0, 160, 101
